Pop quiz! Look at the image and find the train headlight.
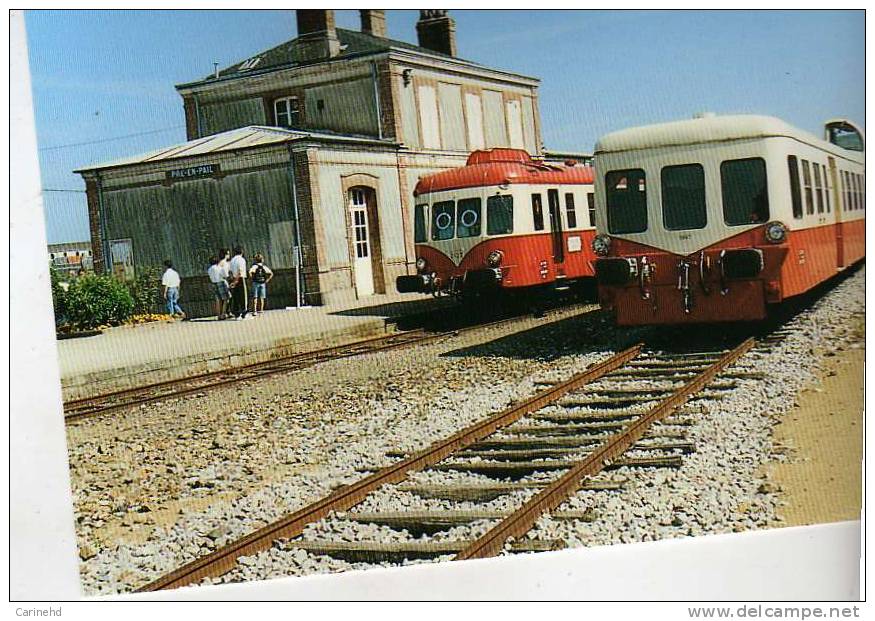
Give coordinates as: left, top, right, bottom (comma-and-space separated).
486, 250, 504, 268
592, 234, 612, 256
415, 257, 428, 273
764, 221, 788, 244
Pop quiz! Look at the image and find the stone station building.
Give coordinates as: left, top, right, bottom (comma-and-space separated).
76, 10, 544, 315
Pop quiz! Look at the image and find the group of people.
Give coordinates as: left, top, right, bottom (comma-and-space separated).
160, 245, 274, 321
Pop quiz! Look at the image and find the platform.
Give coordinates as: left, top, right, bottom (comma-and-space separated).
57, 292, 454, 401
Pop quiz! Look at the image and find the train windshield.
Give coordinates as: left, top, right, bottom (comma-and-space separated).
827, 122, 864, 152
606, 169, 647, 234
721, 158, 769, 226
414, 204, 428, 243
486, 195, 514, 235
661, 164, 706, 230
432, 200, 455, 241
456, 198, 482, 238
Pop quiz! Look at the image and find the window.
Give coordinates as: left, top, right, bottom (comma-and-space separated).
587, 192, 596, 227
274, 97, 300, 128
801, 160, 814, 215
565, 193, 578, 228
827, 123, 864, 152
813, 163, 824, 214
487, 195, 513, 235
418, 85, 441, 149
431, 200, 455, 240
456, 198, 482, 238
722, 158, 769, 226
661, 164, 706, 230
848, 173, 859, 209
414, 204, 428, 243
606, 169, 647, 234
531, 194, 545, 231
788, 156, 803, 219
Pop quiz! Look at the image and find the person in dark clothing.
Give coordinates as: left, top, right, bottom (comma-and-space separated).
228, 245, 249, 320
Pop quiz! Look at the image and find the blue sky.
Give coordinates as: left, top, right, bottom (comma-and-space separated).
25, 9, 864, 244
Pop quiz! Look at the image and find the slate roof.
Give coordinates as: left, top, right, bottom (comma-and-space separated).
178, 27, 482, 89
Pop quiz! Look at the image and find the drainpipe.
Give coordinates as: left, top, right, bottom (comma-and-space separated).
194, 94, 203, 138
286, 144, 305, 308
371, 60, 383, 140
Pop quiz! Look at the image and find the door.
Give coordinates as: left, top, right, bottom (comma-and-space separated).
828, 157, 844, 268
109, 238, 134, 280
547, 189, 564, 264
350, 188, 374, 296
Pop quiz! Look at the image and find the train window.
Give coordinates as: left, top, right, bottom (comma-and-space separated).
587, 192, 596, 227
788, 156, 803, 219
414, 204, 428, 243
565, 193, 578, 228
662, 164, 706, 230
431, 200, 455, 241
842, 171, 851, 211
531, 194, 545, 231
801, 160, 814, 215
456, 198, 482, 238
813, 164, 824, 214
854, 173, 862, 210
850, 172, 857, 210
606, 169, 647, 234
486, 195, 513, 235
721, 158, 769, 226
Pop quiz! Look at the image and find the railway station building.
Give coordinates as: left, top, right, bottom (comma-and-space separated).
76, 10, 544, 315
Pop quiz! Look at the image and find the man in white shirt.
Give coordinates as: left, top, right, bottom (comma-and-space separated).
207, 255, 230, 320
228, 245, 249, 319
161, 259, 185, 318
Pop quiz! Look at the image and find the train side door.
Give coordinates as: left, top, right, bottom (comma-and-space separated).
828, 157, 844, 268
547, 188, 564, 264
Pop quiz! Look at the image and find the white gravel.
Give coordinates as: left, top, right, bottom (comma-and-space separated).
67, 269, 864, 594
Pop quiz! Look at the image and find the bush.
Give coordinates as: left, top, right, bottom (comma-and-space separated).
64, 274, 135, 329
126, 266, 163, 315
49, 266, 68, 324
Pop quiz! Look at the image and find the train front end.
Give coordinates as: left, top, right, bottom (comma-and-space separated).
397, 148, 596, 299
591, 115, 814, 326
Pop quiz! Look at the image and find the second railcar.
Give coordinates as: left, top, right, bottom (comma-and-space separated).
397, 148, 597, 299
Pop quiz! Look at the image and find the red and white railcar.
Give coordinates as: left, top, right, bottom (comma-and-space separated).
591, 114, 865, 325
396, 148, 597, 299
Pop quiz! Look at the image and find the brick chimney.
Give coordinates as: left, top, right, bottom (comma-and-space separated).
295, 9, 341, 61
416, 10, 456, 57
360, 10, 387, 38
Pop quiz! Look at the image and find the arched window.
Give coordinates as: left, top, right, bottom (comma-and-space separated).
274, 97, 300, 128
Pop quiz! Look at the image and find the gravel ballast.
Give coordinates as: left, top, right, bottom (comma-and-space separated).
66, 269, 864, 595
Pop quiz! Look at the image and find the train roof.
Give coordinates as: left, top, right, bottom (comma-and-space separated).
414, 149, 594, 196
594, 114, 865, 162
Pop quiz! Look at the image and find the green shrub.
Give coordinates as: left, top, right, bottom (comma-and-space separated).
64, 274, 134, 329
126, 266, 163, 315
49, 266, 68, 323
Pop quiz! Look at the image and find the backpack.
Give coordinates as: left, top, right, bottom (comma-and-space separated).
252, 263, 268, 284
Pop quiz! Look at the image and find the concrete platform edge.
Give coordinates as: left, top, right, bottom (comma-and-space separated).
61, 316, 393, 402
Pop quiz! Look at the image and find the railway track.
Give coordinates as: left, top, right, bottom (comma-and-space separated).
137, 336, 755, 592
64, 303, 595, 424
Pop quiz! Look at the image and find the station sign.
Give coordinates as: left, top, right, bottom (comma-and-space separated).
166, 163, 220, 181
